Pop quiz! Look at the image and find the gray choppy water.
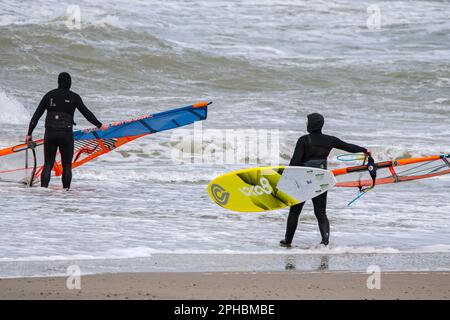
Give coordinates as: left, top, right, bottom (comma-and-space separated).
0, 0, 449, 276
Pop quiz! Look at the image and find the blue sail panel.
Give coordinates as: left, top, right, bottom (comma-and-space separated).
73, 103, 209, 140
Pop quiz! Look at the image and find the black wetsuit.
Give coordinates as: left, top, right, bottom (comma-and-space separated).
27, 73, 102, 189
284, 113, 367, 245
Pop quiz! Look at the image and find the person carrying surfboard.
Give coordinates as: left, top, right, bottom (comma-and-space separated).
25, 72, 108, 189
280, 113, 370, 247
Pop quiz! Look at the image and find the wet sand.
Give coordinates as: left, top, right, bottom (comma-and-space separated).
1, 271, 449, 300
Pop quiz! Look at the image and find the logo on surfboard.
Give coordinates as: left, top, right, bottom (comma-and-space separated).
210, 184, 230, 205
239, 177, 273, 196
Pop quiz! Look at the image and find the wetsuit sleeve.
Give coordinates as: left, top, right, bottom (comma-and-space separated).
75, 95, 102, 128
331, 136, 367, 154
27, 94, 48, 135
289, 137, 305, 166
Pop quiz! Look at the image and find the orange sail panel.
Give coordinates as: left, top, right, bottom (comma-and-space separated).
333, 155, 450, 188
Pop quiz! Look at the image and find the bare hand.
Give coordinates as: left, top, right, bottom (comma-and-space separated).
25, 135, 32, 144
99, 124, 109, 131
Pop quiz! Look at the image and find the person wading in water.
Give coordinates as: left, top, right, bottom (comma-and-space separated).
26, 72, 108, 189
280, 113, 371, 247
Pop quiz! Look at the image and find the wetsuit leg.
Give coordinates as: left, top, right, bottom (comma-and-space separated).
312, 192, 330, 245
285, 202, 305, 244
41, 131, 58, 188
57, 132, 74, 189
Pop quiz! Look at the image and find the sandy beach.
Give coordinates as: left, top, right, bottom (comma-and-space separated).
1, 271, 449, 300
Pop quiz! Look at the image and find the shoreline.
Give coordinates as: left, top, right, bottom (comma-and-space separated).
1, 252, 449, 279
1, 271, 449, 300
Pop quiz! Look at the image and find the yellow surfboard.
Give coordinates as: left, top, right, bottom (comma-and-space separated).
208, 166, 336, 212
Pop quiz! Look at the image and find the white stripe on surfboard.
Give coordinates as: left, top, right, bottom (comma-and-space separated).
276, 167, 337, 203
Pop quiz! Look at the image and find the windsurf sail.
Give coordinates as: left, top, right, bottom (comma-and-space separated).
333, 154, 450, 204
0, 101, 211, 185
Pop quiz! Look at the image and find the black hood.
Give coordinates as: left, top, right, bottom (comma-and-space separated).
307, 113, 324, 133
58, 72, 71, 89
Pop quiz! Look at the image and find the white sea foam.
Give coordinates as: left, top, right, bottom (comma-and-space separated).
0, 247, 154, 262
75, 168, 215, 183
2, 244, 450, 263
0, 90, 30, 125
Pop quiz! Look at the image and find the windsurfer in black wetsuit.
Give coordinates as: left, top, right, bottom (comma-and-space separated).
280, 113, 370, 247
26, 72, 108, 189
